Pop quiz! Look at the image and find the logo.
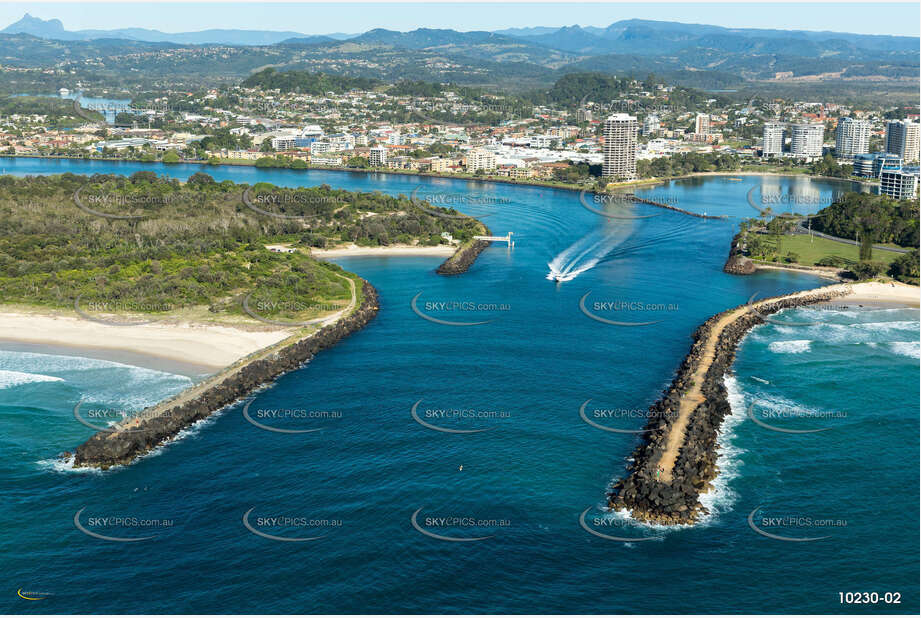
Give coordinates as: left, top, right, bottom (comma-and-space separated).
746, 401, 840, 434
17, 588, 51, 601
578, 189, 659, 220
71, 94, 99, 123
72, 401, 172, 433
242, 272, 355, 327
242, 186, 342, 220
747, 506, 839, 542
410, 508, 500, 542
409, 186, 494, 220
73, 295, 166, 327
578, 507, 660, 542
73, 507, 161, 542
241, 399, 330, 434
410, 400, 498, 434
579, 291, 664, 327
578, 400, 655, 434
410, 292, 506, 326
242, 507, 330, 542
745, 186, 833, 221
72, 183, 147, 221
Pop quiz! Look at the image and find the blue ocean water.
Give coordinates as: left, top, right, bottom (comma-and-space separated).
0, 159, 917, 613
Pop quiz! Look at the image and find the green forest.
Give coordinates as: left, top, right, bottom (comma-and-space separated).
811, 192, 919, 248
0, 173, 484, 321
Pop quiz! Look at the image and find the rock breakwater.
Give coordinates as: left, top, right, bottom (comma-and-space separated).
436, 237, 491, 275
70, 280, 380, 469
607, 286, 848, 525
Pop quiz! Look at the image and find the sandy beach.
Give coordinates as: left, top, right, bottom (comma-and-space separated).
0, 311, 293, 372
311, 244, 456, 257
843, 281, 920, 306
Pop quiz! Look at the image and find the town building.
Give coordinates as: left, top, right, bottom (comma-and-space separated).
466, 148, 497, 172
885, 120, 921, 163
762, 123, 784, 156
852, 152, 902, 178
834, 117, 871, 158
694, 113, 710, 135
879, 166, 920, 200
369, 146, 387, 167
602, 113, 638, 180
789, 123, 824, 159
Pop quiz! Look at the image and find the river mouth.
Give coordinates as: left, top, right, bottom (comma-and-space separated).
1, 159, 917, 614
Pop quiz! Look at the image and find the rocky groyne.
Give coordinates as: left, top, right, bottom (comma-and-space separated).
607, 286, 848, 525
436, 237, 491, 275
723, 232, 756, 275
70, 281, 380, 469
629, 195, 730, 220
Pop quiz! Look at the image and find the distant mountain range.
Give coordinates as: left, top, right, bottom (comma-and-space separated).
0, 13, 917, 94
1, 13, 323, 45
5, 13, 917, 51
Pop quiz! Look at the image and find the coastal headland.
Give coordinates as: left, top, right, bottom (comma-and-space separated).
607, 281, 918, 525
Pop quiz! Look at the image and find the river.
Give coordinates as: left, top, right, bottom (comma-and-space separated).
0, 158, 917, 613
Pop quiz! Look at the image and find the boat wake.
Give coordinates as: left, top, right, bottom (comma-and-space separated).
547, 218, 699, 282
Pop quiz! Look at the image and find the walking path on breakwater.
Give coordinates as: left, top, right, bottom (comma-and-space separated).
608, 282, 918, 525
655, 287, 831, 482
69, 276, 378, 469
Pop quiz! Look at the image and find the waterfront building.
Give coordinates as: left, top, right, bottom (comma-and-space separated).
879, 166, 920, 200
762, 122, 784, 156
789, 123, 824, 159
885, 120, 920, 163
834, 117, 871, 158
602, 113, 638, 179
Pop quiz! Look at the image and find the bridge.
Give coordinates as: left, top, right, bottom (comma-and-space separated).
474, 232, 515, 247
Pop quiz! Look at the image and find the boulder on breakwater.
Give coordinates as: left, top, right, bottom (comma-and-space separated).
72, 281, 380, 469
607, 287, 847, 525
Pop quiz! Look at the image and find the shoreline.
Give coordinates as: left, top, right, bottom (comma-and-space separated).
69, 278, 379, 469
608, 281, 917, 525
1, 154, 872, 196
310, 244, 456, 258
0, 309, 295, 373
0, 339, 216, 378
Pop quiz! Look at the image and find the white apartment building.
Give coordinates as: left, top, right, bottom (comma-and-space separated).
835, 117, 871, 158
602, 113, 638, 180
789, 123, 824, 159
466, 148, 497, 172
762, 122, 784, 156
369, 146, 388, 167
880, 167, 919, 200
694, 113, 710, 135
885, 120, 920, 163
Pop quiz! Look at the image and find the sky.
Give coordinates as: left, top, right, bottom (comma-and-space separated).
0, 1, 918, 37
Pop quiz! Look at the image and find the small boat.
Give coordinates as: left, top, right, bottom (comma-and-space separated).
751, 376, 770, 384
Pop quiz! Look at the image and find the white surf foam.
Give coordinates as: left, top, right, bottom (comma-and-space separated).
0, 369, 65, 390
890, 341, 921, 359
695, 374, 747, 523
36, 453, 102, 475
768, 339, 812, 354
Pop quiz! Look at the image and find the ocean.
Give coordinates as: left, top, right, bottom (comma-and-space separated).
0, 159, 917, 613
